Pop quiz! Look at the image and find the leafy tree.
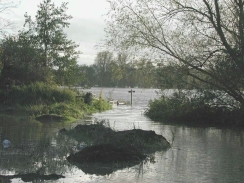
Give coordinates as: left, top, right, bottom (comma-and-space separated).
54, 61, 83, 86
110, 52, 130, 87
24, 0, 80, 85
0, 34, 52, 88
134, 58, 156, 88
94, 51, 114, 86
0, 0, 81, 88
105, 0, 244, 109
78, 65, 97, 87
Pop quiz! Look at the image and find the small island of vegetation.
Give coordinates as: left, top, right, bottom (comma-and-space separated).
0, 0, 111, 121
61, 121, 170, 175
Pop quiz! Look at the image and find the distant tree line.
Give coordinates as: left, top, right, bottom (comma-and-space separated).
78, 50, 212, 89
0, 0, 211, 90
79, 51, 157, 88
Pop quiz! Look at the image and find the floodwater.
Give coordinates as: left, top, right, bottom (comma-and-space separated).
0, 87, 244, 183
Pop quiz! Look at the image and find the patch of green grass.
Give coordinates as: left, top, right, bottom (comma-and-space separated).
0, 83, 112, 122
0, 82, 76, 106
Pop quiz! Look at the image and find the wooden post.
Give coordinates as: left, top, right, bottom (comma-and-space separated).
128, 89, 135, 106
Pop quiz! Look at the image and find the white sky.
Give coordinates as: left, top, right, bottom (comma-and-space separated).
9, 0, 110, 65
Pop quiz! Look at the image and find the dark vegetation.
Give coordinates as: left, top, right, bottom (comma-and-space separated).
145, 90, 244, 128
104, 0, 244, 128
62, 121, 170, 153
1, 0, 244, 128
61, 121, 170, 175
0, 173, 64, 182
0, 82, 111, 121
0, 0, 112, 120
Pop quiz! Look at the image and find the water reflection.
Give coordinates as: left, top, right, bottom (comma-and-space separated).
0, 116, 73, 182
0, 115, 152, 182
69, 161, 146, 176
0, 88, 244, 182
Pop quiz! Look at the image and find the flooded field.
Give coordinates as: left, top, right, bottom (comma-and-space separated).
0, 87, 244, 182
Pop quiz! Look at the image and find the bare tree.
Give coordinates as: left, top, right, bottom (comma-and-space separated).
0, 0, 20, 36
105, 0, 244, 109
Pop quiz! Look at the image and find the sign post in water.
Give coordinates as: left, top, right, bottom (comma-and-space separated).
128, 89, 135, 106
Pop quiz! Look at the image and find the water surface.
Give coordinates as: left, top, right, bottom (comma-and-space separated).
0, 87, 243, 182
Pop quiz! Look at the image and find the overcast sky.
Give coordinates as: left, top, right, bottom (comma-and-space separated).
10, 0, 110, 65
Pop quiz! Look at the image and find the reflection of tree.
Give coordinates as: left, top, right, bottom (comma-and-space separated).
0, 133, 72, 176
0, 117, 160, 179
0, 118, 78, 179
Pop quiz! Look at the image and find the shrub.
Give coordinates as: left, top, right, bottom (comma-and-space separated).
145, 90, 244, 127
49, 103, 83, 119
90, 99, 112, 112
0, 83, 112, 121
0, 82, 76, 106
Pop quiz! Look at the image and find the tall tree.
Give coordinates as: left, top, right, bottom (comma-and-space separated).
105, 0, 244, 109
24, 0, 80, 85
0, 0, 81, 87
110, 52, 129, 87
0, 33, 51, 88
94, 51, 113, 86
134, 58, 155, 88
78, 65, 97, 87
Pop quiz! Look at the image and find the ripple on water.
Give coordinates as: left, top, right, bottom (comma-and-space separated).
3, 88, 244, 183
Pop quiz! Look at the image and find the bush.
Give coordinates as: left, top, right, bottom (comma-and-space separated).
0, 82, 76, 106
90, 99, 112, 112
0, 83, 112, 121
145, 90, 244, 127
49, 103, 83, 118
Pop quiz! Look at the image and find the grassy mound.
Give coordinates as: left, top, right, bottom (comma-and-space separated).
62, 121, 170, 154
63, 121, 170, 175
0, 82, 112, 121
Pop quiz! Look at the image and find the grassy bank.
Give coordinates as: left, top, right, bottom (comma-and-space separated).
145, 90, 244, 128
0, 82, 112, 121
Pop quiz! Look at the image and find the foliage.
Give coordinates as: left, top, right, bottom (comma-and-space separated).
0, 0, 82, 88
24, 0, 80, 68
0, 82, 76, 105
145, 90, 244, 127
48, 103, 83, 118
0, 83, 112, 119
94, 51, 114, 86
78, 65, 96, 87
0, 35, 52, 88
84, 51, 157, 88
105, 0, 244, 108
90, 98, 112, 112
133, 58, 156, 88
